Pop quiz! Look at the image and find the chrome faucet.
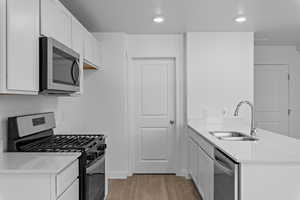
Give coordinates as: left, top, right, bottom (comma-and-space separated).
234, 100, 256, 137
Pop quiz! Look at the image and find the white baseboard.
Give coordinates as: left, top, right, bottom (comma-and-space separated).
108, 169, 189, 179
108, 171, 130, 179
176, 169, 189, 179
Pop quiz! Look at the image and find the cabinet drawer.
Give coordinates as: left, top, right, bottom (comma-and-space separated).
188, 127, 214, 158
56, 160, 79, 197
58, 179, 79, 200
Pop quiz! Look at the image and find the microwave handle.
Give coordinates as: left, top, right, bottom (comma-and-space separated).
71, 60, 80, 85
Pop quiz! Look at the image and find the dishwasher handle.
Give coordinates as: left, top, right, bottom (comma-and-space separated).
214, 156, 234, 176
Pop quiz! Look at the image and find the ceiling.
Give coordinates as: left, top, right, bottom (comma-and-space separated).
60, 0, 300, 45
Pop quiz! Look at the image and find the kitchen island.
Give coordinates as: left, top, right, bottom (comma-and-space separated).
0, 152, 80, 200
188, 118, 300, 200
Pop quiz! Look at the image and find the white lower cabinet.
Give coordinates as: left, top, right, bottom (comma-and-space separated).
188, 127, 214, 200
197, 146, 214, 200
0, 160, 79, 200
58, 179, 79, 200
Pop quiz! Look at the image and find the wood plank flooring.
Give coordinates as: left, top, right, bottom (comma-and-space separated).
106, 174, 202, 200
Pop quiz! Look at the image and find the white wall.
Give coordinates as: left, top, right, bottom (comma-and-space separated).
186, 32, 254, 122
254, 45, 300, 139
57, 33, 129, 178
0, 96, 58, 151
127, 34, 187, 176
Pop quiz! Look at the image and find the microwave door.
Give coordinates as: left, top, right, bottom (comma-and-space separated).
47, 38, 80, 92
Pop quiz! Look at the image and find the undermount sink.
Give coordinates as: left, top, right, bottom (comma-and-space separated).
210, 131, 258, 141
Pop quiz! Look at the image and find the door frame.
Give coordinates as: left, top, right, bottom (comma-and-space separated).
127, 55, 184, 176
130, 58, 176, 173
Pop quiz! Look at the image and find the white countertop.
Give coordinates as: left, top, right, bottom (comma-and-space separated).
188, 119, 300, 164
0, 152, 81, 174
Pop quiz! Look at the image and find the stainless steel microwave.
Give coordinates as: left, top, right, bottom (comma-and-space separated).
40, 37, 80, 94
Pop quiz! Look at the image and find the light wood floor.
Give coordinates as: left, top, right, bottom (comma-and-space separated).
106, 174, 202, 200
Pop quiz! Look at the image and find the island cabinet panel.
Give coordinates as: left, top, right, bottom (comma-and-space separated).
188, 127, 214, 200
40, 0, 72, 48
0, 160, 79, 200
0, 174, 51, 200
240, 163, 300, 200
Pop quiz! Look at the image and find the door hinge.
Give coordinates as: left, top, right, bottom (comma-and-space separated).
288, 109, 292, 116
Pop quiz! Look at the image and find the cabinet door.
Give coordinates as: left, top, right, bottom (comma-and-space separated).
188, 139, 193, 176
197, 147, 214, 200
71, 18, 84, 55
83, 31, 93, 64
58, 179, 79, 200
93, 39, 100, 67
190, 140, 198, 182
6, 0, 39, 92
95, 41, 103, 68
40, 0, 72, 47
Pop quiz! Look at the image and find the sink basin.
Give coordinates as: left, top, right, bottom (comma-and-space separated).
210, 131, 245, 138
219, 136, 258, 141
209, 131, 258, 141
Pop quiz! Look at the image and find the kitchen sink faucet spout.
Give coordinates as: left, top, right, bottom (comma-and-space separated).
234, 100, 256, 137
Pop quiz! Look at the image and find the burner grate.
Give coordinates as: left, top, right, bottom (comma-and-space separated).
19, 135, 104, 152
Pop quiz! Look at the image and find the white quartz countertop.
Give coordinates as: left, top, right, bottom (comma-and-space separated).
188, 119, 300, 164
0, 152, 81, 174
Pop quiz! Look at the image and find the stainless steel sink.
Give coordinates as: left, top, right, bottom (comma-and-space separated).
210, 131, 258, 141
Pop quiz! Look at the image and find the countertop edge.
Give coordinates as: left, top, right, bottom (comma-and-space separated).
0, 152, 81, 174
187, 124, 300, 164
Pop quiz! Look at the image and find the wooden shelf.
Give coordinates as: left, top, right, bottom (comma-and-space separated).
83, 62, 98, 70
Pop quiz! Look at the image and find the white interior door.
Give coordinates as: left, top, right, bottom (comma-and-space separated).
132, 58, 175, 173
254, 64, 289, 135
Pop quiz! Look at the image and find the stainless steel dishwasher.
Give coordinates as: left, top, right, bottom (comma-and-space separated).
214, 148, 239, 200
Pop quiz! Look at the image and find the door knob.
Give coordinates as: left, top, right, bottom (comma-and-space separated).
170, 120, 175, 125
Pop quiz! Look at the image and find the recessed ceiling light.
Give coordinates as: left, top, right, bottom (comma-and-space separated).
153, 16, 164, 23
234, 16, 247, 23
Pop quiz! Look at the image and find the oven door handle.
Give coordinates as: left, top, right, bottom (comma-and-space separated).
214, 157, 234, 176
86, 155, 105, 174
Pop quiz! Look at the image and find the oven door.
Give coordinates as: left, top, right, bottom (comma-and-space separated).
86, 155, 105, 200
40, 37, 80, 93
214, 149, 239, 200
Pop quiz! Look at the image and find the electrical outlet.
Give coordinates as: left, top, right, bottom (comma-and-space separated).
222, 108, 228, 117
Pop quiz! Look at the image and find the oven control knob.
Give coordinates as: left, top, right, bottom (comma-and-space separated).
97, 144, 107, 151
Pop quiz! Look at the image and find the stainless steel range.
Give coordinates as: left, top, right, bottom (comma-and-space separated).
7, 112, 106, 200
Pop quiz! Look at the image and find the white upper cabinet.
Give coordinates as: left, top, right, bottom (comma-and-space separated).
83, 31, 103, 69
94, 40, 103, 68
0, 0, 102, 95
40, 0, 72, 48
84, 31, 94, 64
71, 17, 84, 55
0, 0, 39, 94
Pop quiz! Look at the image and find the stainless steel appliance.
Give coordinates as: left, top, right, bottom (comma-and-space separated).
40, 37, 80, 94
7, 112, 106, 200
214, 148, 239, 200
